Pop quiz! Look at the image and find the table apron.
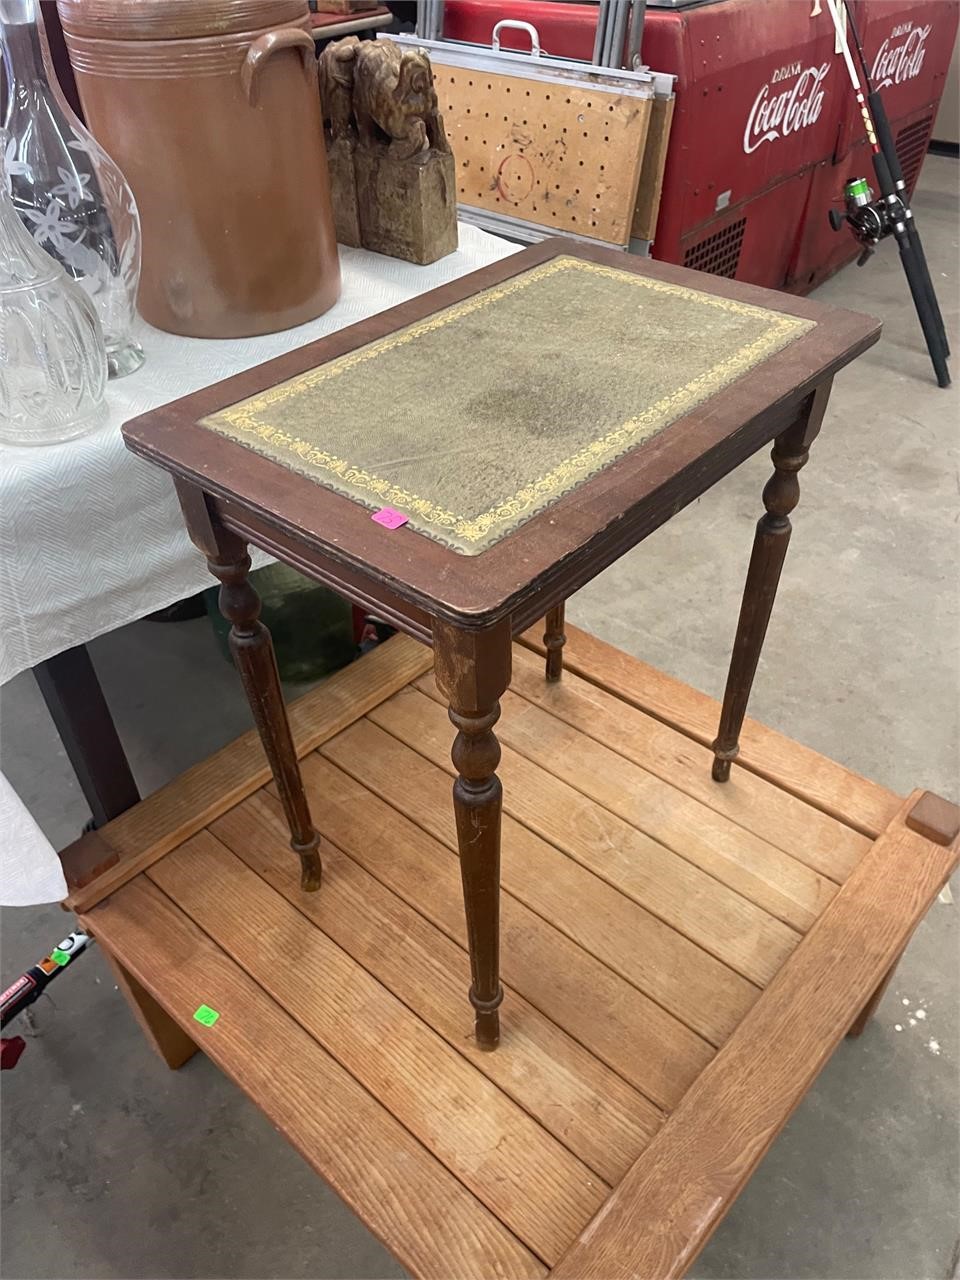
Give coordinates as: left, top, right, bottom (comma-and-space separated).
215, 497, 436, 644
505, 387, 814, 633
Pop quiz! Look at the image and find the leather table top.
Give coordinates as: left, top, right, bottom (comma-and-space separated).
199, 255, 814, 554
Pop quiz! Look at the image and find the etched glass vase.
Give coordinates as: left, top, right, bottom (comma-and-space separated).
1, 0, 143, 377
0, 133, 107, 445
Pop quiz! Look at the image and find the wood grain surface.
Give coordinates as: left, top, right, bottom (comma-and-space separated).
436, 685, 836, 932
507, 644, 869, 881
82, 879, 546, 1280
301, 745, 714, 1109
149, 831, 604, 1264
360, 694, 760, 1044
64, 635, 432, 912
76, 634, 951, 1280
631, 94, 675, 242
550, 791, 959, 1280
398, 680, 802, 988
211, 788, 663, 1183
520, 622, 901, 838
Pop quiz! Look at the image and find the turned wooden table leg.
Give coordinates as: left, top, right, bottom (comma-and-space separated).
543, 603, 566, 682
433, 617, 512, 1049
175, 482, 322, 890
712, 382, 832, 783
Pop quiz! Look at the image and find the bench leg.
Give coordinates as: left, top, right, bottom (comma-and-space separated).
543, 603, 566, 682
711, 382, 832, 782
103, 950, 197, 1069
847, 952, 903, 1038
433, 618, 512, 1050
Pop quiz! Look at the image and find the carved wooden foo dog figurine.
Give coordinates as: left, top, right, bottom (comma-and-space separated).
317, 37, 457, 265
318, 36, 363, 248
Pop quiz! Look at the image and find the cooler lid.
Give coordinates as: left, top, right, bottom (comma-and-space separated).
56, 0, 308, 39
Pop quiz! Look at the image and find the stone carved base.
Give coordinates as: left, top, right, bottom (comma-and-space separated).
326, 135, 362, 249
354, 144, 458, 266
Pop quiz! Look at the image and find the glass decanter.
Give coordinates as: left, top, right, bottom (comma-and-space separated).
1, 0, 144, 377
0, 129, 107, 445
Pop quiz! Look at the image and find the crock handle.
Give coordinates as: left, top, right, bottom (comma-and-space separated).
241, 28, 316, 107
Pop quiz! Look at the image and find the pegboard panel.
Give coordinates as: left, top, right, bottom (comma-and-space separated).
438, 66, 652, 245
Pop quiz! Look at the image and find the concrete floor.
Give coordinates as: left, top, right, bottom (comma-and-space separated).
1, 155, 957, 1280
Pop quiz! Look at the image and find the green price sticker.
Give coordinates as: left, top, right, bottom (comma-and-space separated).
50, 948, 71, 967
193, 1004, 220, 1027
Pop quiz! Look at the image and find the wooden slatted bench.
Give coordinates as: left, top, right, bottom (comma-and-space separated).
61, 625, 959, 1280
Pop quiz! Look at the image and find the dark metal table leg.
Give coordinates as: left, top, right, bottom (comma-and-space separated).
33, 644, 141, 826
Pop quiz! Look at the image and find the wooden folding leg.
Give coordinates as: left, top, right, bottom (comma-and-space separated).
433, 617, 512, 1049
543, 603, 566, 683
103, 949, 197, 1069
175, 481, 322, 891
712, 381, 832, 783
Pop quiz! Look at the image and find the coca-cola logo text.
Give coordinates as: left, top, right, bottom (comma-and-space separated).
743, 63, 830, 154
871, 23, 932, 89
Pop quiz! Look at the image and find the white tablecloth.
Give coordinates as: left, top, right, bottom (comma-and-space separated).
0, 225, 520, 905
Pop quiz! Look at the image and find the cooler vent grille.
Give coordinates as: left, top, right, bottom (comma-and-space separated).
896, 115, 933, 193
683, 218, 746, 279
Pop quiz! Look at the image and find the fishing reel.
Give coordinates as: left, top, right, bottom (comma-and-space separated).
828, 176, 902, 266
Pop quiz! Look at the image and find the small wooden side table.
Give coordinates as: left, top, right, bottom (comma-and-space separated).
123, 239, 880, 1049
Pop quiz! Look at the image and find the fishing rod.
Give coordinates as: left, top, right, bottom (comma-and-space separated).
842, 0, 949, 362
1, 929, 94, 1070
824, 0, 950, 388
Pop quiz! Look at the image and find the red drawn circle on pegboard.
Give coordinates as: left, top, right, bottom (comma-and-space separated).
496, 153, 535, 205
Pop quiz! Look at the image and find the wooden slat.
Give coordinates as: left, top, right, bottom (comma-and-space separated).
149, 831, 604, 1264
550, 792, 960, 1280
324, 714, 746, 1043
65, 636, 433, 913
391, 683, 801, 987
416, 678, 835, 933
508, 644, 869, 882
298, 751, 713, 1109
212, 790, 661, 1184
360, 695, 759, 1043
81, 878, 545, 1280
520, 623, 901, 839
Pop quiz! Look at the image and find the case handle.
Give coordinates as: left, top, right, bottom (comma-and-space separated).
491, 20, 542, 58
241, 28, 316, 107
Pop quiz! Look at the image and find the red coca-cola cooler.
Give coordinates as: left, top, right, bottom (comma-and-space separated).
792, 0, 957, 290
442, 0, 957, 292
635, 0, 841, 290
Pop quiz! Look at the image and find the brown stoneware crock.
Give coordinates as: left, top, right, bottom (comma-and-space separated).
58, 0, 341, 337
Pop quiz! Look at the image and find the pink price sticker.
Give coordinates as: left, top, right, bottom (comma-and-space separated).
371, 508, 409, 531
